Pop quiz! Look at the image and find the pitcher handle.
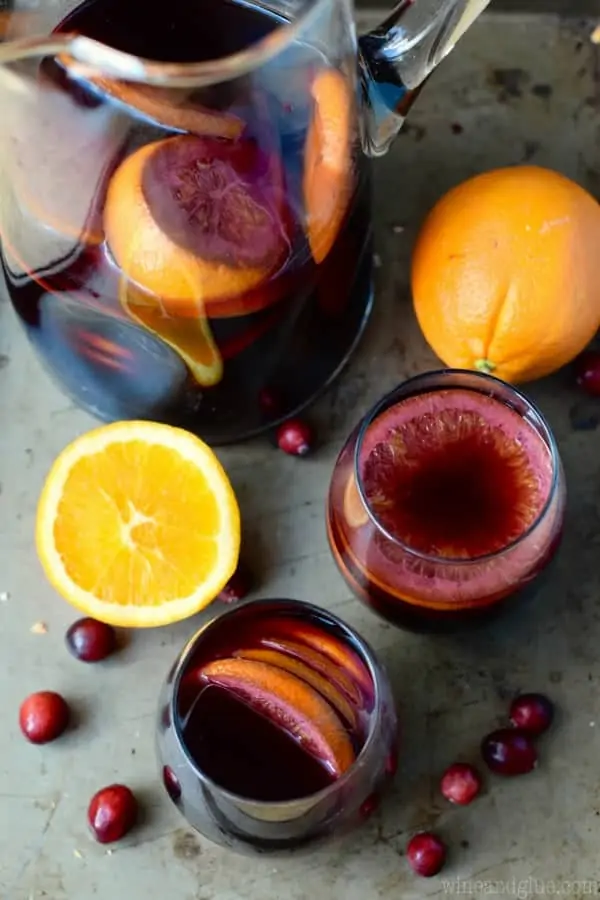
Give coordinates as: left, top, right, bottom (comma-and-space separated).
358, 0, 491, 157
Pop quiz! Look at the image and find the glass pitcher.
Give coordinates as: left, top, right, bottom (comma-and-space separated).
0, 0, 489, 444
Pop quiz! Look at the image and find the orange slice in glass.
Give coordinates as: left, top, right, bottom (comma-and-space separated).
198, 657, 355, 776
303, 69, 353, 264
35, 421, 241, 627
104, 135, 291, 310
119, 276, 223, 387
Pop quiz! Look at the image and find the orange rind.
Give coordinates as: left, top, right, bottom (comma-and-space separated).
303, 68, 354, 264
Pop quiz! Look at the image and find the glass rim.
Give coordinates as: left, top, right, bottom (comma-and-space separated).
0, 0, 449, 88
352, 368, 562, 566
169, 597, 387, 809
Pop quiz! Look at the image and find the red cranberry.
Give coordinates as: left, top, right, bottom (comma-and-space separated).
218, 563, 251, 603
88, 784, 138, 844
481, 728, 538, 776
162, 766, 182, 801
509, 693, 554, 736
19, 691, 70, 744
406, 832, 447, 877
276, 418, 313, 456
359, 792, 380, 819
574, 350, 600, 397
66, 617, 117, 662
440, 762, 482, 805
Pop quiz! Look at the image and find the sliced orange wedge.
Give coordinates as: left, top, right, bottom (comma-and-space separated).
119, 277, 223, 387
303, 69, 354, 264
104, 135, 291, 309
36, 421, 240, 627
343, 472, 369, 529
199, 657, 355, 776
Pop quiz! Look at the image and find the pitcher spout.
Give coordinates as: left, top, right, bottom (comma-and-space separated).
358, 0, 491, 157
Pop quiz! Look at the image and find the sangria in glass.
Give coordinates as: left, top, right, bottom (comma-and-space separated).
0, 0, 491, 443
156, 598, 398, 854
327, 370, 566, 632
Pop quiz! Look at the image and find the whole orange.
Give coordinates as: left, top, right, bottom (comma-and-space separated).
411, 166, 600, 383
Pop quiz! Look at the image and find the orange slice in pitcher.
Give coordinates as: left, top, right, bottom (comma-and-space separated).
303, 69, 353, 264
36, 421, 241, 627
119, 276, 223, 387
104, 135, 291, 310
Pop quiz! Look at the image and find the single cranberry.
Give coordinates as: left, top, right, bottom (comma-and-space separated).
440, 762, 482, 805
19, 691, 70, 744
406, 832, 447, 877
276, 418, 313, 457
66, 617, 117, 662
218, 563, 251, 603
481, 728, 538, 776
359, 792, 380, 819
162, 766, 182, 802
574, 350, 600, 397
88, 784, 138, 844
509, 693, 554, 736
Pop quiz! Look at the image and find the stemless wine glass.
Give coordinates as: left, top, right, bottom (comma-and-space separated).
327, 370, 566, 633
156, 598, 398, 855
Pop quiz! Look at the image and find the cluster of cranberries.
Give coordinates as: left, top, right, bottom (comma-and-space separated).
406, 692, 554, 878
19, 617, 138, 844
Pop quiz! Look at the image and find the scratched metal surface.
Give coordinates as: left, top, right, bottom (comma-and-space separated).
1, 9, 600, 900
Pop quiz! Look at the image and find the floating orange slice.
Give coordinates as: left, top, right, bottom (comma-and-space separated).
104, 135, 291, 311
234, 647, 357, 727
36, 421, 240, 627
303, 69, 353, 264
198, 657, 355, 776
119, 275, 223, 387
343, 472, 370, 529
56, 52, 245, 140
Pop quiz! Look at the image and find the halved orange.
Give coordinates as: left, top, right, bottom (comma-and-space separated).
303, 69, 353, 264
104, 135, 291, 311
36, 421, 240, 627
119, 276, 223, 387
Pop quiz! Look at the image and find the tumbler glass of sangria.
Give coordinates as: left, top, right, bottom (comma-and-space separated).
0, 0, 492, 444
327, 371, 566, 632
156, 598, 398, 855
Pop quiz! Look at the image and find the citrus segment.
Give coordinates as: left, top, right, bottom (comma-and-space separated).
303, 69, 353, 264
234, 647, 357, 727
36, 421, 240, 627
119, 277, 223, 387
266, 619, 372, 700
198, 657, 355, 776
104, 135, 291, 308
411, 165, 600, 383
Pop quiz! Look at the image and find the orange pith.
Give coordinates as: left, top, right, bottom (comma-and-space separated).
303, 68, 353, 264
119, 278, 223, 387
199, 657, 355, 776
411, 165, 600, 383
104, 136, 286, 309
35, 421, 240, 627
234, 647, 357, 727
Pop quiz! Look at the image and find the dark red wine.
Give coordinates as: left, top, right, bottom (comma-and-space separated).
2, 0, 373, 445
183, 685, 336, 801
